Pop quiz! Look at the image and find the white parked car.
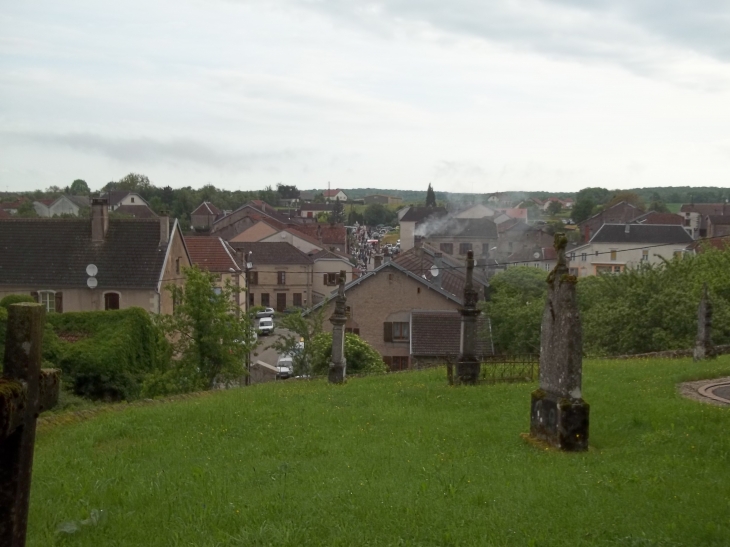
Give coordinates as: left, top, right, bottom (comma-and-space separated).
276, 355, 294, 379
257, 317, 274, 336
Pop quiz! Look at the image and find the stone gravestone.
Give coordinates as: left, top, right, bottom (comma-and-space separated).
0, 303, 60, 546
529, 234, 589, 451
328, 271, 347, 384
694, 283, 714, 361
455, 250, 481, 385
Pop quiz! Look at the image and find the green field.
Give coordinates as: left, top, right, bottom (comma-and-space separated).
30, 357, 730, 546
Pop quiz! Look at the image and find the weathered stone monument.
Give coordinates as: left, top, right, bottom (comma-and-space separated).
0, 304, 60, 546
455, 250, 481, 385
694, 283, 714, 361
328, 271, 347, 384
529, 234, 589, 451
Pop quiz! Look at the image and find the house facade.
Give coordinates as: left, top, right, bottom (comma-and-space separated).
33, 195, 90, 217
0, 199, 190, 314
323, 189, 348, 202
399, 206, 448, 251
191, 201, 223, 232
310, 250, 355, 303
680, 203, 728, 238
578, 201, 642, 243
568, 224, 694, 277
423, 217, 499, 259
184, 236, 245, 310
228, 242, 313, 311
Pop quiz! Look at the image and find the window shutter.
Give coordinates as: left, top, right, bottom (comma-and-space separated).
54, 292, 63, 313
383, 356, 393, 369
383, 322, 393, 342
30, 291, 39, 303
324, 274, 328, 285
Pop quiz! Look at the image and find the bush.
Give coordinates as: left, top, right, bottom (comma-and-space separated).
309, 332, 387, 376
0, 294, 36, 309
47, 308, 170, 401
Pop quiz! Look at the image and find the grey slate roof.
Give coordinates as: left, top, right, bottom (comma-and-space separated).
590, 224, 693, 244
0, 218, 174, 289
427, 217, 498, 239
227, 241, 313, 265
400, 206, 448, 223
411, 311, 493, 357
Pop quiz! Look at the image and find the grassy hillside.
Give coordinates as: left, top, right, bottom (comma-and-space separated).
30, 358, 730, 546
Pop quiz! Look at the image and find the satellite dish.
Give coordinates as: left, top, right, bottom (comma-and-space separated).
533, 252, 541, 259
86, 264, 98, 277
87, 277, 98, 289
430, 265, 440, 277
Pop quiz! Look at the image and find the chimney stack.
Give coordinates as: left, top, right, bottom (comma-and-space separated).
91, 198, 109, 243
414, 235, 424, 249
160, 215, 170, 245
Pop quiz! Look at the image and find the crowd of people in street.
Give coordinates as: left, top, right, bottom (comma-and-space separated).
350, 223, 400, 273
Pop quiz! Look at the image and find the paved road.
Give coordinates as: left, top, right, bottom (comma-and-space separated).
251, 326, 296, 366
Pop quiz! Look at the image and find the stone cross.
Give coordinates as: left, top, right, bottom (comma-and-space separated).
694, 283, 714, 361
328, 271, 348, 383
0, 304, 60, 547
455, 250, 481, 385
529, 234, 589, 451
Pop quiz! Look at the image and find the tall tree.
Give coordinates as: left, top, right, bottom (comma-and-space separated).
117, 173, 152, 193
69, 179, 90, 196
277, 184, 300, 200
426, 183, 437, 207
328, 198, 345, 225
157, 266, 255, 389
546, 201, 563, 216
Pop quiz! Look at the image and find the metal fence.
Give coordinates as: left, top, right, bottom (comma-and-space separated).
480, 354, 539, 384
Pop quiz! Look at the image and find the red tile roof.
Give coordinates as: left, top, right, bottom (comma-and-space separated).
632, 212, 684, 225
291, 223, 347, 247
184, 236, 240, 272
0, 209, 10, 219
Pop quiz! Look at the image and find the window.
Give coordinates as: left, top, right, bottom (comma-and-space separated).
392, 322, 409, 341
277, 271, 286, 285
569, 252, 575, 261
459, 243, 472, 255
324, 273, 337, 286
544, 263, 551, 271
293, 293, 302, 307
104, 292, 120, 310
131, 197, 135, 203
212, 287, 222, 295
345, 306, 352, 318
38, 290, 56, 312
390, 356, 409, 371
440, 243, 453, 254
581, 253, 587, 262
261, 293, 270, 307
610, 250, 617, 261
249, 271, 258, 285
346, 327, 360, 335
175, 257, 180, 274
613, 266, 622, 273
641, 249, 649, 261
276, 293, 287, 311
684, 218, 691, 227
249, 292, 255, 306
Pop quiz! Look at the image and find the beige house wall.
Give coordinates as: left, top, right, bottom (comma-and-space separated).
0, 287, 159, 313
159, 227, 192, 314
312, 258, 354, 303
317, 269, 460, 359
569, 242, 690, 277
400, 221, 416, 251
249, 264, 312, 310
425, 235, 497, 259
260, 231, 322, 254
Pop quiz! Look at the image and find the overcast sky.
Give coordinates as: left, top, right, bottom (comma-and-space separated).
1, 0, 729, 194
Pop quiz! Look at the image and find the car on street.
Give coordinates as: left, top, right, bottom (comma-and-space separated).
256, 307, 275, 318
276, 355, 294, 379
257, 317, 274, 335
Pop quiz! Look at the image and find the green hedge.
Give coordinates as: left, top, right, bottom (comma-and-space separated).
46, 308, 170, 401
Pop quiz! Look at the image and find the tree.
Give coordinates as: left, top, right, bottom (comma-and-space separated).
426, 183, 437, 207
363, 203, 388, 226
16, 201, 38, 218
313, 192, 326, 203
328, 198, 345, 225
571, 198, 596, 224
576, 187, 609, 206
277, 184, 300, 200
605, 191, 645, 211
258, 185, 279, 206
70, 179, 90, 196
156, 266, 255, 390
546, 201, 563, 216
117, 173, 152, 192
272, 310, 325, 377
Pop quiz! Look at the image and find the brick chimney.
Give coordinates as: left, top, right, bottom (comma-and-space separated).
414, 235, 424, 249
91, 198, 109, 242
160, 214, 170, 245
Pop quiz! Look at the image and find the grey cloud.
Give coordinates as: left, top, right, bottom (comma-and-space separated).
290, 0, 730, 79
0, 131, 302, 170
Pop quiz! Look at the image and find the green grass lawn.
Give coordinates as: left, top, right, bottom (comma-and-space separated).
30, 357, 730, 546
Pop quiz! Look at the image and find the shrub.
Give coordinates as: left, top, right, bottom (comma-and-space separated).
47, 308, 170, 401
0, 294, 36, 309
309, 332, 387, 376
